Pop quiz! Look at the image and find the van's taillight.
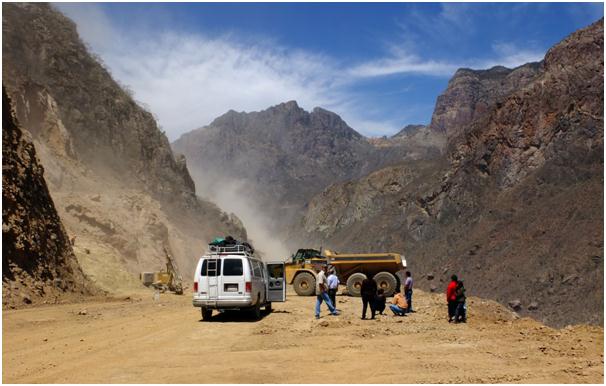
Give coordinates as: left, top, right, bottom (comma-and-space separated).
193, 282, 198, 292
245, 282, 252, 293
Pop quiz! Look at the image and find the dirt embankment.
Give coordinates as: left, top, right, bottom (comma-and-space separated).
3, 287, 602, 383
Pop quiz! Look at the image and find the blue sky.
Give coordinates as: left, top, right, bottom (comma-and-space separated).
56, 2, 603, 139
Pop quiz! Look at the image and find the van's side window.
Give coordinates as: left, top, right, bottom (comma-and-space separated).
223, 259, 243, 276
252, 260, 262, 277
201, 259, 221, 276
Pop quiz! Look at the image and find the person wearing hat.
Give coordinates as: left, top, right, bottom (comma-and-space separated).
326, 267, 340, 311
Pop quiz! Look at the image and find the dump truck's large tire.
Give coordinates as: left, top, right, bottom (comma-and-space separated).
346, 273, 367, 297
373, 272, 398, 296
293, 272, 316, 296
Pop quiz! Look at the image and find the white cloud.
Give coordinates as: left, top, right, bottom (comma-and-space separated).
104, 32, 346, 137
347, 40, 544, 79
484, 42, 544, 68
348, 54, 459, 77
57, 3, 355, 139
54, 3, 548, 140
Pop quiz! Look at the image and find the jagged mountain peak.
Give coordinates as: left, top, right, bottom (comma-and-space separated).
200, 101, 363, 140
392, 124, 427, 138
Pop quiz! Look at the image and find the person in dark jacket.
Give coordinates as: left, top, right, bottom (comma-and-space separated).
373, 288, 387, 315
404, 270, 414, 313
360, 277, 378, 319
454, 280, 467, 323
446, 274, 458, 323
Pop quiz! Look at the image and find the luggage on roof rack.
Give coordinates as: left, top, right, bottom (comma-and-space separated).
208, 235, 254, 255
208, 244, 254, 255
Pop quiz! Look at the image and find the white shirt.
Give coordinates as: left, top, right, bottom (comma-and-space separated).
405, 277, 413, 290
327, 274, 339, 289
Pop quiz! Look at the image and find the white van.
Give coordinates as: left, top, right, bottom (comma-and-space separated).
192, 244, 286, 321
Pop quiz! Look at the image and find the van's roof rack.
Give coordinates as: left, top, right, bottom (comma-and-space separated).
208, 244, 254, 255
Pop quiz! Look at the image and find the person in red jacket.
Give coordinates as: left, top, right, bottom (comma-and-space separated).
446, 274, 458, 323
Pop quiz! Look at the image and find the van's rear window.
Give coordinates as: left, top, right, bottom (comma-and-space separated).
201, 259, 221, 276
223, 259, 244, 276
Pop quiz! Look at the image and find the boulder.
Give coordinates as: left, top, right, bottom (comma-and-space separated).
508, 299, 522, 310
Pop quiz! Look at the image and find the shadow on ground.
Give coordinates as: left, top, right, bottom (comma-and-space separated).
198, 309, 273, 323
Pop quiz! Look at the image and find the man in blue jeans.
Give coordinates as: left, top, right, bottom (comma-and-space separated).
315, 266, 340, 319
404, 270, 414, 313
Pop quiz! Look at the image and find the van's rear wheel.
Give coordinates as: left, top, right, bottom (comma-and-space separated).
251, 300, 262, 320
373, 272, 398, 296
346, 273, 367, 297
264, 302, 272, 313
293, 272, 316, 296
201, 308, 212, 321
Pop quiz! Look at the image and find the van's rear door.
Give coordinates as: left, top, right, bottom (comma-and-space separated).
220, 257, 246, 299
266, 262, 286, 302
201, 257, 220, 300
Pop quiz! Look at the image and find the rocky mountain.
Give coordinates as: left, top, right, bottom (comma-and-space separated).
430, 63, 542, 140
173, 101, 443, 254
174, 101, 376, 213
3, 88, 98, 307
2, 3, 246, 293
302, 19, 604, 327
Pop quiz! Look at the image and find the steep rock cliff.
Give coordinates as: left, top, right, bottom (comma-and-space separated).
3, 3, 246, 291
3, 88, 98, 308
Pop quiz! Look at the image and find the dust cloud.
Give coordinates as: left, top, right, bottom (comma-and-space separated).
189, 168, 292, 261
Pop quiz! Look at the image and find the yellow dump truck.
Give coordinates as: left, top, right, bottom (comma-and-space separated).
284, 248, 406, 297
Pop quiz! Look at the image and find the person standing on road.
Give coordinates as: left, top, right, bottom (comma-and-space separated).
454, 280, 467, 323
315, 266, 340, 319
327, 268, 340, 310
360, 277, 378, 319
446, 274, 458, 323
404, 271, 414, 313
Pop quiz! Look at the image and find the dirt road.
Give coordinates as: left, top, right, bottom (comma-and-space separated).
3, 288, 603, 383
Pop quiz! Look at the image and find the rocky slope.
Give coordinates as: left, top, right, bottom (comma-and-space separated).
2, 3, 246, 292
302, 19, 604, 327
3, 88, 98, 308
